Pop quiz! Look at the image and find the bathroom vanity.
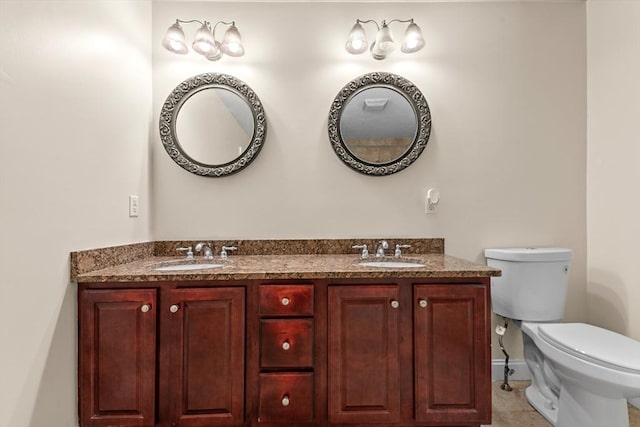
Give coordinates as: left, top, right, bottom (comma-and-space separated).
72, 239, 500, 427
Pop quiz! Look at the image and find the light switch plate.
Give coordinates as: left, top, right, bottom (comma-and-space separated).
129, 195, 139, 217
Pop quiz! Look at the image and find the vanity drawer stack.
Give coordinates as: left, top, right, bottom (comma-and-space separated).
258, 284, 314, 423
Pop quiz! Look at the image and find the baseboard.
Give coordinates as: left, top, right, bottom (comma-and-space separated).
630, 397, 640, 410
492, 358, 531, 382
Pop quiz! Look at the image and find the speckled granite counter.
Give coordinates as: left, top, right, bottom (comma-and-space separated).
71, 238, 500, 283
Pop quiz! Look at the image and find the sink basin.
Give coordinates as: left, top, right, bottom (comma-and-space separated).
357, 260, 426, 268
153, 262, 225, 272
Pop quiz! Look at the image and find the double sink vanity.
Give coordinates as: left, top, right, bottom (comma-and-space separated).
71, 238, 500, 427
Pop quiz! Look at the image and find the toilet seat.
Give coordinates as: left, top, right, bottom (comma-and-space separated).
538, 323, 640, 374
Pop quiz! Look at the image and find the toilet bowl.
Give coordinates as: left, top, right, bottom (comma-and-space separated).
520, 321, 640, 427
485, 247, 640, 427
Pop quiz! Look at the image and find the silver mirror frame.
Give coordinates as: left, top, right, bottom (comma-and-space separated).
159, 73, 266, 177
328, 72, 431, 176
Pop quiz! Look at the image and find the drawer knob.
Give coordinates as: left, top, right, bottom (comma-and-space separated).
390, 300, 399, 309
170, 304, 180, 313
281, 395, 290, 407
419, 299, 428, 308
282, 340, 291, 351
281, 297, 290, 306
140, 304, 151, 313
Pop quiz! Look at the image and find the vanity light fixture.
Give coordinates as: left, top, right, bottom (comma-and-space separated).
162, 19, 245, 61
345, 19, 425, 60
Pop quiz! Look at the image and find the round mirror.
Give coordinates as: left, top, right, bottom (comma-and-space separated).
328, 72, 431, 176
159, 73, 266, 177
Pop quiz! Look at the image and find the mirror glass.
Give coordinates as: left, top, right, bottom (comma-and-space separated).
328, 72, 431, 176
159, 73, 266, 177
339, 87, 418, 165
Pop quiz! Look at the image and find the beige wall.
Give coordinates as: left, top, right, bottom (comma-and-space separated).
0, 1, 152, 426
587, 1, 640, 341
153, 1, 587, 361
0, 1, 591, 426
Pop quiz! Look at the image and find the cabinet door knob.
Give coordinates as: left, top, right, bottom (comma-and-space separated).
281, 395, 290, 407
390, 300, 399, 309
419, 299, 428, 308
282, 340, 291, 351
281, 297, 290, 306
140, 304, 151, 313
170, 304, 180, 313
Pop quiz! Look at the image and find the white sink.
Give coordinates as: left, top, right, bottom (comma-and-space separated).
357, 260, 426, 268
154, 263, 225, 272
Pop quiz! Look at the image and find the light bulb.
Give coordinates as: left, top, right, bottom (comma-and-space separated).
345, 21, 368, 55
162, 21, 188, 54
221, 24, 245, 57
370, 22, 394, 59
192, 22, 216, 56
401, 22, 425, 54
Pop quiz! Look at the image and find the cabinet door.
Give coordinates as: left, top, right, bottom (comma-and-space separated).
414, 284, 491, 424
328, 286, 400, 424
79, 289, 156, 427
167, 287, 245, 426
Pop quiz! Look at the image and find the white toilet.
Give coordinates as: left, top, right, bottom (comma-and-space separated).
485, 247, 640, 427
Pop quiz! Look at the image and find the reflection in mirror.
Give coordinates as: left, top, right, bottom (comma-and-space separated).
328, 72, 431, 176
177, 87, 254, 165
339, 87, 418, 164
159, 73, 266, 177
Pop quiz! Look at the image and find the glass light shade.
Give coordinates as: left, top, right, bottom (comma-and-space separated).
345, 22, 368, 54
192, 23, 216, 56
205, 41, 224, 61
401, 22, 425, 53
221, 24, 245, 57
370, 23, 394, 59
162, 22, 188, 54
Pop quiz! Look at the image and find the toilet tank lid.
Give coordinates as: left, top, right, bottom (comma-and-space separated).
484, 247, 573, 262
538, 323, 640, 373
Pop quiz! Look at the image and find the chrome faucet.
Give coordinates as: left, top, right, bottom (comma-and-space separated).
220, 245, 237, 260
352, 244, 369, 259
375, 240, 389, 257
176, 246, 194, 260
394, 244, 411, 258
195, 242, 214, 260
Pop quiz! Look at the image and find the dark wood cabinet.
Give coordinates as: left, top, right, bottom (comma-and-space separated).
78, 279, 490, 427
78, 286, 245, 427
257, 284, 315, 424
414, 284, 491, 424
328, 285, 400, 424
166, 287, 245, 426
78, 289, 157, 427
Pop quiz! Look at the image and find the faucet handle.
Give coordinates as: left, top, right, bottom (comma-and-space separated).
394, 244, 411, 258
220, 246, 237, 260
352, 244, 369, 259
176, 246, 194, 260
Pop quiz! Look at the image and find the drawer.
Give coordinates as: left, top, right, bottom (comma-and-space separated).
259, 285, 314, 316
261, 319, 313, 369
258, 372, 313, 422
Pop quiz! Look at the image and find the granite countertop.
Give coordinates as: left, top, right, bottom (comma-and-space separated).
71, 239, 500, 283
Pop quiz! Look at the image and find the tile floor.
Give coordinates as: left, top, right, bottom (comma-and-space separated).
484, 381, 640, 427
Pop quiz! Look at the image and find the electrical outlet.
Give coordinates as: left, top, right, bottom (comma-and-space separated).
425, 196, 437, 214
129, 195, 139, 217
425, 188, 440, 214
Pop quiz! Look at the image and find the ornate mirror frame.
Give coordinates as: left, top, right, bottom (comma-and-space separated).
328, 72, 431, 176
159, 73, 267, 177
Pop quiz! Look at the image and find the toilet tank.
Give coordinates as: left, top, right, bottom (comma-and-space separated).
484, 248, 573, 321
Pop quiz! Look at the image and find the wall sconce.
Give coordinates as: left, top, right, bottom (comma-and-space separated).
162, 19, 245, 61
345, 19, 425, 60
